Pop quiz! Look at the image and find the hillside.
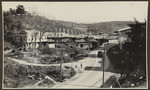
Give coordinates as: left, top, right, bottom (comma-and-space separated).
41, 20, 134, 34
4, 11, 134, 35
86, 21, 134, 34
52, 21, 134, 34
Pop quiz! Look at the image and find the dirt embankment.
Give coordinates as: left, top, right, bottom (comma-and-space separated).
3, 58, 76, 88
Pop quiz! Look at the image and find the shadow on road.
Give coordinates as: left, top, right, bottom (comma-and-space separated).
84, 66, 103, 71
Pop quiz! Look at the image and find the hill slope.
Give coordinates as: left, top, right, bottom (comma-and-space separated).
86, 21, 134, 34
6, 12, 134, 34
49, 20, 134, 34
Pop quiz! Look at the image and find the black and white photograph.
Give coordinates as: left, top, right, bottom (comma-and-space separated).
2, 1, 148, 89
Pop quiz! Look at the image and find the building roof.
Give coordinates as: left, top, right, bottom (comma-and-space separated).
117, 27, 131, 32
106, 36, 119, 40
24, 26, 87, 37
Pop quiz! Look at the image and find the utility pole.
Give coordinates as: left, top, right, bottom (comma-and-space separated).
88, 33, 90, 52
55, 22, 63, 82
102, 34, 105, 87
118, 32, 122, 50
60, 47, 63, 82
87, 32, 91, 52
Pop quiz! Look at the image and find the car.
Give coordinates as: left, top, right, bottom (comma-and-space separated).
97, 51, 103, 57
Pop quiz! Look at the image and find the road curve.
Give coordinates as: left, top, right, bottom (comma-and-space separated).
52, 49, 114, 89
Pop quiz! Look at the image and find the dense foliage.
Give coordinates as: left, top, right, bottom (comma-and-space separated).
106, 20, 146, 87
38, 43, 88, 64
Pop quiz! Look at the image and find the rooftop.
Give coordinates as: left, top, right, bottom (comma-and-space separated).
117, 27, 131, 32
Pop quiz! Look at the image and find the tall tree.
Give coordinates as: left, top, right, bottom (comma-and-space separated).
127, 20, 146, 52
16, 5, 26, 16
127, 19, 146, 72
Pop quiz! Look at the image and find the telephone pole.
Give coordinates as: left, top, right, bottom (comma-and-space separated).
60, 47, 63, 82
102, 34, 105, 87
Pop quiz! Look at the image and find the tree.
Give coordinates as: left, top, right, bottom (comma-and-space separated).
16, 5, 26, 16
127, 19, 146, 60
9, 8, 17, 15
3, 11, 12, 32
126, 19, 146, 75
128, 19, 146, 45
31, 30, 39, 49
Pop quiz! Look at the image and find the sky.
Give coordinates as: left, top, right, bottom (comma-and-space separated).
2, 1, 148, 23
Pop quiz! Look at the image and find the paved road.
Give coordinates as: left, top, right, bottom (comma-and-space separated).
52, 46, 116, 89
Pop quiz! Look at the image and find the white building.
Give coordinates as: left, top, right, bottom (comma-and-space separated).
107, 36, 119, 44
24, 27, 91, 50
25, 30, 48, 50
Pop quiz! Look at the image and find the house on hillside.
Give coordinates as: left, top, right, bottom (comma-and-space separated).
112, 27, 132, 42
25, 30, 40, 50
115, 27, 132, 50
117, 27, 132, 42
107, 36, 119, 44
117, 27, 131, 37
25, 30, 49, 50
